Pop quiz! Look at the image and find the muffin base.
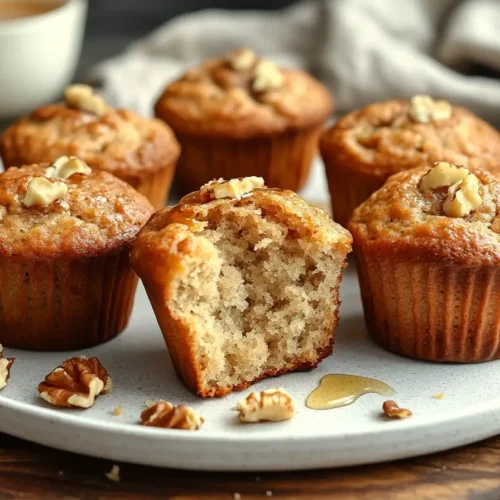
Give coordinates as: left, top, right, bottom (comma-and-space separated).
355, 247, 500, 363
322, 160, 386, 228
174, 125, 324, 194
0, 248, 138, 351
122, 162, 176, 211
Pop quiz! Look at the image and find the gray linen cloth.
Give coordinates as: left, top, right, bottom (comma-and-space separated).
91, 0, 500, 125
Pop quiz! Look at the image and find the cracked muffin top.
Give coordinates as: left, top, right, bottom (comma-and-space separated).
154, 49, 334, 138
1, 85, 180, 179
0, 158, 153, 259
321, 96, 500, 178
349, 162, 500, 266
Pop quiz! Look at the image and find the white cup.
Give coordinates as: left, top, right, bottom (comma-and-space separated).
0, 0, 88, 120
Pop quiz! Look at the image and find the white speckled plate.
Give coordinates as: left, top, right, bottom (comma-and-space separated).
0, 163, 499, 471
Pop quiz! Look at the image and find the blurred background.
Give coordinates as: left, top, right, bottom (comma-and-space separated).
80, 0, 296, 77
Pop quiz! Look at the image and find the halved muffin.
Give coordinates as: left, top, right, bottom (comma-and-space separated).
131, 177, 352, 397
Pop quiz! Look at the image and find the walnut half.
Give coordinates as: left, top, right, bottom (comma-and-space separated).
45, 156, 92, 180
236, 388, 296, 423
409, 95, 452, 123
200, 177, 265, 201
0, 344, 15, 391
64, 84, 109, 117
382, 400, 413, 419
140, 401, 204, 430
38, 356, 112, 409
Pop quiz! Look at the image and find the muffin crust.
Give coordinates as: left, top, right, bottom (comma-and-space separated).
321, 100, 500, 178
0, 163, 153, 259
349, 166, 500, 266
154, 54, 334, 138
1, 104, 180, 178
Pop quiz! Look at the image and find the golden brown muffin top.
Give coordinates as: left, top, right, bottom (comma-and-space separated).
154, 49, 334, 138
0, 159, 153, 260
1, 85, 180, 178
321, 97, 500, 177
132, 177, 351, 277
349, 162, 500, 266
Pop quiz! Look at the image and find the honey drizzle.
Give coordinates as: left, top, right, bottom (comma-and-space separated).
306, 374, 396, 410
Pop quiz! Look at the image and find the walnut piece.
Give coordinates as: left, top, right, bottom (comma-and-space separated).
227, 48, 257, 71
433, 393, 445, 400
200, 177, 265, 201
64, 84, 109, 116
105, 465, 120, 482
382, 400, 413, 419
45, 156, 92, 180
409, 95, 452, 123
419, 161, 469, 192
140, 401, 204, 430
252, 60, 284, 92
419, 162, 483, 218
22, 177, 68, 208
236, 388, 296, 423
0, 344, 15, 391
38, 356, 112, 409
443, 173, 482, 218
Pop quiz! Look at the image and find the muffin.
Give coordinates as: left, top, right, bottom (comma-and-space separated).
1, 85, 180, 210
154, 49, 333, 194
0, 156, 153, 351
321, 95, 500, 227
350, 161, 500, 363
131, 177, 351, 397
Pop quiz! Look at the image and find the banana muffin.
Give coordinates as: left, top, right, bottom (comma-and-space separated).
154, 49, 333, 194
0, 156, 153, 350
321, 96, 500, 227
350, 161, 500, 363
131, 177, 351, 397
1, 85, 180, 210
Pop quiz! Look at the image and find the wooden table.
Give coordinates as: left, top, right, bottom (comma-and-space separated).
1, 432, 498, 499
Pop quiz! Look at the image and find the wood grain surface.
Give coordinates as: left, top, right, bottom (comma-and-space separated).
0, 432, 498, 499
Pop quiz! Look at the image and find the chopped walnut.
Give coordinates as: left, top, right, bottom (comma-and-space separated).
382, 400, 413, 419
64, 84, 109, 116
443, 173, 482, 218
227, 48, 257, 71
22, 177, 68, 208
236, 388, 296, 423
200, 177, 265, 201
432, 393, 445, 400
140, 401, 204, 430
409, 95, 452, 123
419, 162, 483, 218
105, 465, 120, 482
419, 162, 469, 192
45, 156, 92, 180
252, 60, 284, 92
112, 407, 124, 416
0, 344, 15, 391
38, 356, 112, 409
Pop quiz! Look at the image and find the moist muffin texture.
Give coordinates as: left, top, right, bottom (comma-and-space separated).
350, 164, 500, 362
0, 161, 153, 350
154, 50, 334, 193
321, 98, 500, 227
1, 87, 180, 209
132, 178, 351, 397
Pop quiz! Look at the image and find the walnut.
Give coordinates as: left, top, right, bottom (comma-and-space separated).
38, 356, 112, 408
443, 173, 482, 217
419, 161, 469, 192
382, 400, 413, 419
227, 48, 257, 71
432, 393, 445, 399
0, 344, 15, 391
252, 60, 284, 92
140, 401, 204, 430
64, 84, 109, 116
45, 156, 92, 180
22, 177, 68, 208
105, 465, 120, 482
419, 162, 483, 218
236, 388, 296, 423
409, 95, 452, 123
200, 177, 265, 201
